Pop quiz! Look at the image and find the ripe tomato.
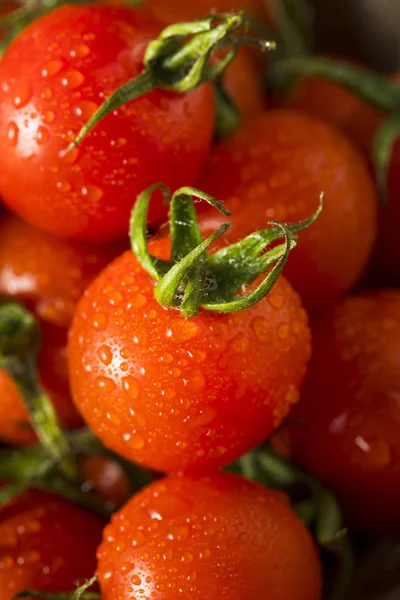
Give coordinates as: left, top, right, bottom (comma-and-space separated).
80, 455, 132, 507
222, 48, 265, 123
0, 488, 104, 600
197, 109, 378, 311
97, 472, 322, 600
278, 290, 400, 534
68, 236, 311, 473
0, 4, 214, 241
0, 215, 121, 445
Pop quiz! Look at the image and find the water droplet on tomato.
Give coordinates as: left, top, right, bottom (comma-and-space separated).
60, 70, 84, 89
277, 323, 290, 340
69, 42, 90, 58
7, 121, 19, 146
56, 180, 72, 192
12, 84, 31, 108
166, 525, 191, 542
96, 376, 116, 393
98, 345, 113, 366
81, 185, 103, 203
127, 434, 144, 450
123, 376, 141, 401
188, 407, 216, 428
72, 100, 98, 120
131, 530, 146, 547
186, 369, 205, 394
42, 60, 63, 77
251, 316, 272, 343
41, 87, 53, 100
36, 126, 50, 144
268, 293, 285, 309
131, 574, 142, 586
43, 110, 55, 124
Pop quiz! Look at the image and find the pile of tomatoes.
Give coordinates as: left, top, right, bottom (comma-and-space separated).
0, 0, 399, 599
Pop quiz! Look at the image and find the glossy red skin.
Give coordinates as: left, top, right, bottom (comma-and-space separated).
197, 109, 378, 311
0, 215, 122, 444
68, 237, 311, 473
80, 455, 132, 507
280, 291, 400, 534
98, 472, 322, 600
0, 488, 104, 600
0, 4, 214, 241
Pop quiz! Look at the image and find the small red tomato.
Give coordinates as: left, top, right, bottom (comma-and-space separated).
279, 290, 400, 534
98, 472, 322, 600
0, 4, 214, 241
80, 455, 132, 507
68, 236, 311, 473
222, 48, 265, 123
0, 488, 104, 599
197, 109, 378, 311
0, 215, 121, 444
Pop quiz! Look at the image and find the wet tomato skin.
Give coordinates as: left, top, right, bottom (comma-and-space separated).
0, 4, 214, 241
0, 488, 104, 600
280, 290, 400, 534
0, 215, 122, 445
98, 472, 322, 600
197, 109, 378, 311
68, 237, 311, 474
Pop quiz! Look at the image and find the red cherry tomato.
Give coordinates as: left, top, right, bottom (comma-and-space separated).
97, 472, 322, 600
0, 215, 122, 445
0, 4, 214, 241
197, 109, 378, 311
0, 488, 104, 600
80, 456, 132, 507
278, 290, 400, 534
68, 236, 311, 473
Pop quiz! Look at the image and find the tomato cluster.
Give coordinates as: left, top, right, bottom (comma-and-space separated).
0, 0, 398, 599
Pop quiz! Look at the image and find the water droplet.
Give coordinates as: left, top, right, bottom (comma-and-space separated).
36, 126, 50, 144
60, 146, 79, 164
186, 369, 205, 394
268, 293, 284, 309
12, 84, 31, 108
93, 313, 108, 330
120, 347, 131, 359
96, 376, 116, 393
251, 316, 272, 343
43, 110, 55, 124
132, 574, 142, 586
98, 345, 112, 366
56, 180, 72, 192
131, 530, 146, 547
166, 525, 190, 542
277, 323, 290, 340
81, 184, 103, 203
189, 407, 216, 428
127, 434, 144, 450
180, 551, 194, 563
285, 384, 299, 405
41, 87, 53, 100
69, 42, 90, 58
123, 376, 141, 401
42, 60, 63, 77
72, 100, 98, 120
60, 69, 84, 89
7, 121, 19, 146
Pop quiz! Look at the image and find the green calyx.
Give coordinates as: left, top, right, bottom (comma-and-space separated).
13, 575, 100, 600
67, 12, 275, 151
130, 184, 323, 317
269, 55, 400, 205
0, 298, 77, 480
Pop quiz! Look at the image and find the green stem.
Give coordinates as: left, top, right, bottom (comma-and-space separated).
373, 114, 400, 206
213, 78, 241, 139
13, 576, 100, 600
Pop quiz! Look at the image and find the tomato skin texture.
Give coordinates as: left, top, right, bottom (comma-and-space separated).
197, 109, 378, 311
0, 216, 122, 444
98, 472, 322, 600
0, 5, 214, 241
68, 238, 311, 473
279, 291, 400, 534
0, 488, 104, 600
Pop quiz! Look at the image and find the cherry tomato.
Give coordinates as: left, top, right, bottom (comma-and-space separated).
80, 455, 132, 507
278, 290, 400, 534
68, 236, 311, 473
197, 109, 378, 311
0, 488, 104, 599
0, 4, 214, 241
97, 472, 322, 600
0, 215, 122, 445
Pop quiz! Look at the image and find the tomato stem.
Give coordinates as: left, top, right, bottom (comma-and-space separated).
0, 299, 78, 480
67, 12, 275, 152
213, 78, 241, 138
13, 575, 101, 600
130, 184, 323, 315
